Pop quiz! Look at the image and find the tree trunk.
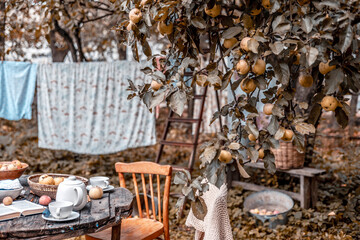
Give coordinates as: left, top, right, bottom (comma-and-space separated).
53, 19, 78, 62
49, 30, 70, 62
295, 75, 321, 166
117, 44, 127, 60
0, 1, 5, 60
348, 94, 359, 138
74, 24, 87, 62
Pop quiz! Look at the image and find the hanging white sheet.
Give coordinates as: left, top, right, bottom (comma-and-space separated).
37, 61, 156, 155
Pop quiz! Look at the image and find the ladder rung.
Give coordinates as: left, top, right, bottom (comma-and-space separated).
202, 48, 210, 54
170, 192, 184, 197
168, 117, 199, 123
160, 141, 196, 147
184, 72, 193, 77
172, 165, 191, 172
194, 95, 206, 99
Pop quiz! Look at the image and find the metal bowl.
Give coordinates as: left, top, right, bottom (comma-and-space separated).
0, 187, 24, 201
132, 193, 160, 217
244, 190, 294, 228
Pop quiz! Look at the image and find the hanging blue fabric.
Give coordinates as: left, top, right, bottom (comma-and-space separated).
0, 61, 37, 120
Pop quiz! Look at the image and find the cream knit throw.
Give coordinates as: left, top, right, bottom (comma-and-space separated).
185, 183, 233, 240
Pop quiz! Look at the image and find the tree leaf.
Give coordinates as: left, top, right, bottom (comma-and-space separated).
200, 146, 218, 168
324, 68, 344, 94
301, 16, 313, 34
222, 27, 242, 39
245, 121, 259, 138
273, 62, 290, 85
131, 41, 139, 62
127, 79, 137, 91
189, 178, 202, 192
269, 41, 284, 55
299, 102, 309, 109
267, 116, 279, 135
175, 196, 186, 211
207, 74, 222, 87
191, 16, 206, 29
272, 15, 291, 35
236, 159, 250, 178
308, 103, 322, 125
272, 104, 284, 118
270, 0, 281, 14
182, 185, 195, 201
339, 24, 353, 54
141, 37, 152, 57
306, 47, 319, 66
292, 133, 305, 153
191, 197, 208, 221
174, 171, 189, 185
148, 89, 166, 109
248, 38, 259, 53
210, 111, 220, 125
221, 70, 233, 90
335, 107, 349, 128
295, 122, 316, 135
169, 90, 187, 116
274, 127, 285, 140
228, 142, 240, 150
263, 151, 276, 174
247, 147, 259, 162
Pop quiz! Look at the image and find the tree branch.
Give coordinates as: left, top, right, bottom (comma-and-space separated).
53, 18, 78, 62
74, 18, 87, 62
91, 5, 115, 13
83, 13, 113, 23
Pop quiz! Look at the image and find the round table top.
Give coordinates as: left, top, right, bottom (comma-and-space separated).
0, 184, 133, 240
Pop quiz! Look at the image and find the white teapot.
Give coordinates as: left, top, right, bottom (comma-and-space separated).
56, 176, 87, 211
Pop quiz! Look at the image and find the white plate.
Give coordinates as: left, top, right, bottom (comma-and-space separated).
42, 211, 80, 222
86, 185, 115, 192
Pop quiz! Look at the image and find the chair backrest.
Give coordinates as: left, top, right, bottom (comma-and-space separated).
115, 161, 172, 239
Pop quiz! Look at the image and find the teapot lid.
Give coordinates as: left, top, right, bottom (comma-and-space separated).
63, 176, 83, 185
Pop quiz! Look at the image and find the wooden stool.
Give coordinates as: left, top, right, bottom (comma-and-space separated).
232, 162, 325, 209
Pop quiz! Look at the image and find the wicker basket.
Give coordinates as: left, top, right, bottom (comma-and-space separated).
28, 174, 88, 199
272, 141, 305, 170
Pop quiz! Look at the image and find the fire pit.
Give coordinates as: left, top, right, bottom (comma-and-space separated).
244, 190, 294, 229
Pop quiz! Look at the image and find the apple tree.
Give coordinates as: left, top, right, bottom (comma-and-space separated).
118, 0, 360, 216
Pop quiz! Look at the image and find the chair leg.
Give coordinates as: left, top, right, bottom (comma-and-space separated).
111, 223, 121, 240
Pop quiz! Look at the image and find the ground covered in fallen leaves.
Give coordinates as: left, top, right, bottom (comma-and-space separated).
1, 109, 360, 239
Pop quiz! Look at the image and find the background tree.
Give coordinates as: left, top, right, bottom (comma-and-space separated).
0, 1, 5, 59
116, 0, 360, 216
5, 0, 127, 62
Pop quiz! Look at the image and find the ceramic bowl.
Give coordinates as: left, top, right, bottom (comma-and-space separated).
0, 187, 24, 201
0, 162, 29, 180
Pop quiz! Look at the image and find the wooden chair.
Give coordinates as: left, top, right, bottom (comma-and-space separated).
85, 161, 172, 240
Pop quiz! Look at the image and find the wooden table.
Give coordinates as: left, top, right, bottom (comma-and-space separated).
232, 162, 326, 209
0, 180, 133, 240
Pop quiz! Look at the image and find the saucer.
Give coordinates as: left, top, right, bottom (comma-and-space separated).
42, 211, 80, 222
86, 185, 115, 192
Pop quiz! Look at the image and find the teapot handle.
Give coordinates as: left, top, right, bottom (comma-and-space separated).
74, 187, 84, 207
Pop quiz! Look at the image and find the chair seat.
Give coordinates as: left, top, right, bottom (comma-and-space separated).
86, 218, 164, 240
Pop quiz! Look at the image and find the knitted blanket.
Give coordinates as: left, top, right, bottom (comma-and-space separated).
186, 183, 233, 240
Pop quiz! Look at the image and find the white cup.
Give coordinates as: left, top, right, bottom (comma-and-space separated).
49, 201, 74, 219
90, 176, 109, 188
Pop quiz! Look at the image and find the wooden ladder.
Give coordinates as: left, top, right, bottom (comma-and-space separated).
155, 82, 222, 172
